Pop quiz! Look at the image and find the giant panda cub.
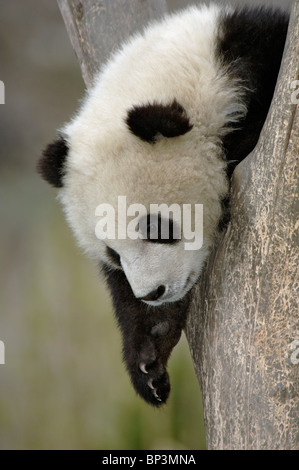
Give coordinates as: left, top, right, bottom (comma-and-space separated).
38, 4, 288, 406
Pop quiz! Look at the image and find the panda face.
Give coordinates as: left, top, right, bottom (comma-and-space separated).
93, 199, 211, 304
54, 100, 232, 307
54, 96, 229, 305
56, 110, 226, 305
106, 239, 201, 306
103, 213, 209, 305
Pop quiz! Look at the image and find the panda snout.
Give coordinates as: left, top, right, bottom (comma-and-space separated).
138, 285, 166, 302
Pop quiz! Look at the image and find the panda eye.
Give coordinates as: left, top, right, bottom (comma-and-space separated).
106, 246, 121, 267
140, 214, 180, 244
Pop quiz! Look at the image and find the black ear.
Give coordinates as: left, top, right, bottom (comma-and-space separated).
37, 136, 68, 188
126, 100, 193, 143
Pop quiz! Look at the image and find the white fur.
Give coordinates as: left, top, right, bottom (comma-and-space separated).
58, 4, 247, 305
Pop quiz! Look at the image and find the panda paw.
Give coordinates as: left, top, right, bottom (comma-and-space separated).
137, 361, 170, 406
127, 321, 173, 407
138, 341, 170, 406
102, 265, 190, 406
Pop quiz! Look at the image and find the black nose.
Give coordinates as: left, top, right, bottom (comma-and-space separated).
140, 285, 166, 302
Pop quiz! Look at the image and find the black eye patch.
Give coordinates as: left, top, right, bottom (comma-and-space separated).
106, 246, 121, 267
126, 100, 193, 143
139, 214, 180, 244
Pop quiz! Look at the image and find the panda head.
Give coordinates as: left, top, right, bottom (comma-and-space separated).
38, 95, 228, 306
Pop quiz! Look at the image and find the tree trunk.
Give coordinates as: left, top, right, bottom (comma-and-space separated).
186, 0, 299, 450
57, 0, 168, 88
57, 0, 299, 450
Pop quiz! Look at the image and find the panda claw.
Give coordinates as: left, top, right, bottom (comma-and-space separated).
147, 378, 155, 389
139, 362, 148, 374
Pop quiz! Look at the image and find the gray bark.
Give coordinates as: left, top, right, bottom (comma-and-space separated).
57, 0, 299, 450
186, 0, 299, 450
57, 0, 168, 88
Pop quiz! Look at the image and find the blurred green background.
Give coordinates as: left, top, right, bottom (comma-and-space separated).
0, 0, 290, 451
0, 0, 206, 450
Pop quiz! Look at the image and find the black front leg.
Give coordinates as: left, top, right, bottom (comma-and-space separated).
101, 264, 190, 407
